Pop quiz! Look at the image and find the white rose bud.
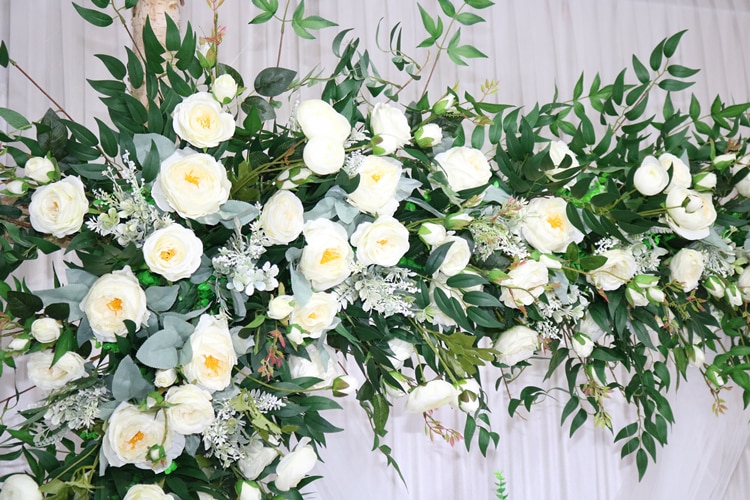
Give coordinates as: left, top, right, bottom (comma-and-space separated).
383, 370, 410, 399
571, 333, 595, 358
24, 156, 56, 184
123, 484, 172, 500
211, 74, 238, 104
5, 179, 27, 195
351, 216, 410, 267
27, 351, 86, 392
183, 314, 237, 393
28, 176, 88, 238
332, 374, 359, 397
436, 235, 471, 276
432, 95, 455, 115
299, 219, 354, 290
172, 92, 235, 148
268, 294, 295, 320
288, 344, 339, 390
665, 186, 717, 240
660, 153, 692, 193
289, 292, 339, 339
274, 438, 318, 492
625, 285, 649, 307
444, 212, 473, 230
546, 140, 580, 180
405, 379, 459, 413
370, 102, 411, 155
418, 222, 447, 246
587, 249, 637, 291
500, 260, 549, 309
725, 283, 743, 307
165, 383, 215, 435
578, 313, 606, 342
434, 146, 492, 192
260, 190, 305, 245
7, 337, 30, 351
154, 368, 178, 388
494, 325, 539, 366
713, 153, 736, 169
239, 482, 262, 500
452, 378, 481, 413
30, 317, 62, 343
238, 434, 279, 480
414, 123, 443, 148
703, 275, 725, 298
303, 136, 346, 175
277, 166, 312, 190
738, 267, 750, 301
386, 338, 415, 369
731, 156, 750, 197
143, 223, 203, 281
0, 474, 43, 500
687, 344, 705, 367
647, 287, 665, 304
347, 155, 402, 216
633, 155, 669, 196
521, 197, 584, 253
669, 248, 705, 292
693, 172, 717, 191
296, 99, 351, 144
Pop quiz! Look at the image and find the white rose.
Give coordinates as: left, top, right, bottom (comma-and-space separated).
239, 434, 279, 480
351, 216, 410, 267
5, 179, 26, 195
738, 267, 750, 301
165, 384, 214, 435
142, 223, 203, 281
28, 176, 88, 238
268, 295, 295, 320
275, 438, 318, 492
586, 249, 637, 291
296, 99, 351, 143
102, 402, 183, 472
24, 156, 56, 184
414, 123, 443, 148
725, 284, 743, 307
731, 155, 750, 197
665, 186, 717, 240
494, 325, 539, 366
578, 312, 606, 342
154, 368, 177, 388
418, 222, 447, 247
500, 260, 549, 308
453, 378, 481, 413
152, 150, 231, 220
433, 235, 470, 277
303, 136, 346, 175
277, 166, 312, 190
299, 219, 354, 290
290, 292, 339, 339
405, 379, 459, 413
260, 190, 305, 245
435, 146, 492, 192
172, 91, 235, 148
521, 197, 584, 253
211, 74, 238, 103
30, 317, 62, 343
347, 155, 402, 216
633, 155, 669, 196
7, 337, 30, 351
370, 102, 411, 154
0, 474, 43, 500
693, 172, 717, 190
80, 266, 150, 343
669, 248, 705, 292
571, 333, 594, 358
660, 153, 691, 192
183, 315, 237, 393
239, 482, 262, 500
386, 338, 415, 369
288, 344, 339, 389
546, 140, 579, 180
123, 484, 171, 500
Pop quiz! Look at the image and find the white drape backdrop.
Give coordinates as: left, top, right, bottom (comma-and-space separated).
1, 1, 749, 499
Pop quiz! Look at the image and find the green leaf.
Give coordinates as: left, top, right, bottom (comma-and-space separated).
72, 3, 113, 27
298, 15, 337, 31
0, 41, 8, 68
615, 422, 639, 442
573, 73, 584, 100
663, 30, 687, 58
580, 255, 607, 272
145, 285, 179, 312
462, 291, 502, 308
424, 240, 454, 276
0, 107, 31, 131
438, 0, 456, 17
465, 0, 494, 7
136, 328, 182, 369
164, 15, 181, 51
455, 12, 484, 25
418, 4, 438, 37
621, 437, 640, 457
718, 103, 750, 119
253, 67, 297, 97
569, 408, 587, 437
689, 94, 701, 121
667, 64, 699, 78
657, 79, 694, 92
112, 356, 154, 402
6, 291, 43, 320
96, 118, 119, 157
241, 95, 276, 121
141, 140, 161, 183
632, 55, 649, 83
126, 47, 144, 89
446, 273, 489, 289
95, 54, 127, 80
649, 39, 665, 71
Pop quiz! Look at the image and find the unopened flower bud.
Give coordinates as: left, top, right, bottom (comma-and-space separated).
414, 123, 443, 148
332, 375, 359, 397
693, 172, 717, 191
444, 212, 473, 230
703, 275, 725, 298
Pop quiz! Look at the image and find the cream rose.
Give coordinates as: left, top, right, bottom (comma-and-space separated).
289, 292, 339, 339
152, 150, 231, 220
660, 153, 691, 192
434, 235, 471, 276
143, 223, 203, 281
500, 260, 549, 308
669, 248, 705, 292
405, 379, 459, 413
172, 91, 235, 148
80, 266, 150, 343
418, 222, 447, 246
386, 338, 415, 369
165, 383, 214, 435
24, 156, 56, 184
665, 186, 717, 240
211, 74, 238, 104
414, 123, 443, 148
30, 317, 62, 343
240, 482, 262, 500
434, 146, 492, 192
26, 351, 86, 392
586, 249, 637, 291
288, 344, 339, 389
28, 176, 88, 238
296, 99, 351, 143
303, 136, 346, 175
370, 102, 411, 154
633, 155, 669, 196
123, 484, 172, 500
183, 315, 237, 393
546, 140, 579, 180
154, 368, 178, 388
260, 190, 305, 245
494, 325, 539, 366
347, 155, 402, 215
239, 435, 279, 480
275, 438, 318, 492
521, 197, 584, 253
738, 267, 750, 301
732, 156, 750, 197
351, 216, 410, 267
299, 219, 354, 290
0, 474, 43, 500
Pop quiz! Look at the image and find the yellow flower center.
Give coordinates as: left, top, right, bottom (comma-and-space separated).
107, 298, 123, 313
197, 113, 213, 130
320, 248, 341, 265
377, 239, 388, 245
204, 354, 221, 374
371, 173, 382, 182
160, 248, 176, 261
308, 312, 318, 320
184, 170, 201, 186
128, 430, 145, 449
546, 214, 564, 229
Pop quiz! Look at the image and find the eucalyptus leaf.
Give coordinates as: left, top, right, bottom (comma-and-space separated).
136, 328, 182, 369
111, 356, 154, 402
254, 67, 297, 97
145, 285, 179, 312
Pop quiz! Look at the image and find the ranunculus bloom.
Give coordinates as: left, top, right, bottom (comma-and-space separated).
521, 197, 584, 253
211, 74, 238, 103
665, 186, 717, 240
546, 140, 579, 180
660, 153, 691, 192
182, 315, 237, 393
260, 190, 305, 245
351, 216, 410, 267
165, 383, 214, 435
28, 176, 88, 238
633, 155, 669, 196
405, 379, 459, 413
0, 474, 43, 500
123, 484, 172, 500
142, 223, 203, 281
299, 219, 354, 290
80, 266, 150, 343
26, 351, 86, 392
296, 99, 351, 143
303, 136, 346, 175
275, 438, 318, 492
370, 102, 411, 154
172, 91, 235, 148
436, 235, 471, 276
434, 146, 492, 192
347, 155, 402, 216
30, 317, 62, 343
24, 156, 56, 184
289, 292, 339, 339
500, 260, 549, 308
152, 150, 231, 220
288, 344, 339, 389
238, 434, 279, 480
669, 248, 705, 292
494, 325, 539, 366
586, 249, 637, 291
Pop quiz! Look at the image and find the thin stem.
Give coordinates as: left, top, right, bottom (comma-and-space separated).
275, 0, 293, 68
9, 61, 74, 122
418, 4, 466, 100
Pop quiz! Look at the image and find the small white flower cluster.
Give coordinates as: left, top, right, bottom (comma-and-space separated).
469, 201, 529, 261
203, 400, 250, 467
45, 385, 109, 430
695, 239, 739, 278
212, 223, 280, 296
336, 264, 418, 317
593, 237, 619, 255
536, 285, 590, 339
86, 154, 172, 247
342, 150, 367, 176
631, 239, 668, 274
249, 388, 286, 413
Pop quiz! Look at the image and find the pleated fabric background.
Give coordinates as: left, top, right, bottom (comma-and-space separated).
1, 1, 750, 499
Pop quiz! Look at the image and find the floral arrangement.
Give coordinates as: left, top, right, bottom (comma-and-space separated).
1, 0, 749, 498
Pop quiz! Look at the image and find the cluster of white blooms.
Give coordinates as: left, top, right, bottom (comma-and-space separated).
336, 264, 418, 317
249, 389, 286, 413
86, 154, 172, 246
695, 237, 740, 278
203, 400, 250, 467
469, 200, 529, 261
631, 239, 668, 274
593, 236, 619, 255
342, 150, 367, 176
212, 223, 280, 296
32, 385, 110, 446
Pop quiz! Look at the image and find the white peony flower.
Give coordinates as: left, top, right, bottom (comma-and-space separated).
296, 99, 351, 144
494, 325, 539, 366
80, 266, 150, 343
30, 317, 62, 343
123, 484, 172, 500
211, 74, 238, 104
238, 434, 279, 480
172, 91, 235, 148
26, 351, 86, 392
521, 196, 584, 253
274, 438, 318, 492
152, 150, 231, 220
347, 155, 402, 216
436, 235, 471, 276
303, 136, 346, 175
28, 176, 88, 238
0, 474, 43, 500
24, 156, 56, 184
434, 146, 492, 192
142, 223, 203, 281
165, 383, 214, 435
299, 219, 354, 290
586, 249, 637, 291
665, 186, 717, 240
660, 153, 692, 193
633, 155, 669, 196
669, 248, 705, 292
289, 292, 339, 339
405, 379, 459, 413
500, 260, 549, 308
351, 216, 410, 267
259, 190, 305, 245
370, 102, 411, 154
182, 315, 237, 393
